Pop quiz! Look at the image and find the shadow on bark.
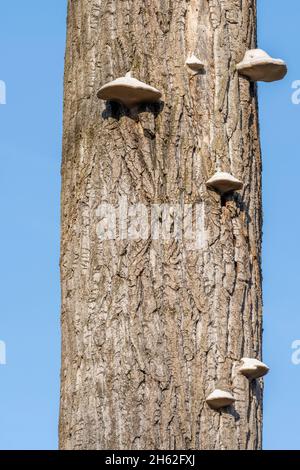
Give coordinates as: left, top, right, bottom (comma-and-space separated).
101, 100, 165, 121
220, 193, 252, 224
223, 406, 241, 422
250, 379, 263, 403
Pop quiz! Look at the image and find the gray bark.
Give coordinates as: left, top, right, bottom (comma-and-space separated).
60, 0, 263, 450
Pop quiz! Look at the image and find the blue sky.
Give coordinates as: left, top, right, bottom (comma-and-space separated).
0, 0, 299, 450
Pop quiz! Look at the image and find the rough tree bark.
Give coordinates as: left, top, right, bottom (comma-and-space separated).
60, 0, 263, 450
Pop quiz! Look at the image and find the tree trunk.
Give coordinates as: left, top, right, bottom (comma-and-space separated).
60, 0, 263, 450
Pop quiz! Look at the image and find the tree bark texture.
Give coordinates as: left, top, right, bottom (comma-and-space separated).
60, 0, 263, 450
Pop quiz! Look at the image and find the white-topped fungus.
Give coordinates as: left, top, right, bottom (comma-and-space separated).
236, 49, 287, 82
206, 171, 243, 194
97, 72, 162, 108
206, 389, 235, 410
185, 54, 205, 73
239, 358, 269, 380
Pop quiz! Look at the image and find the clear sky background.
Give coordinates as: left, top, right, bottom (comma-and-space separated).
0, 0, 299, 450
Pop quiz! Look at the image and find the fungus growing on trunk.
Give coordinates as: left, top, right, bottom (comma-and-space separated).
206, 172, 243, 194
239, 358, 269, 380
236, 49, 287, 82
185, 54, 205, 73
97, 72, 162, 108
206, 389, 235, 410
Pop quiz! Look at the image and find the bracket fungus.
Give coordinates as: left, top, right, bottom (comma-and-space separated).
206, 171, 243, 194
97, 72, 162, 108
236, 49, 287, 82
185, 54, 205, 73
206, 389, 235, 410
239, 358, 269, 380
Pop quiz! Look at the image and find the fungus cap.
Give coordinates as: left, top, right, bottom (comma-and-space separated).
97, 72, 162, 108
236, 49, 287, 82
206, 171, 243, 194
240, 358, 269, 379
206, 389, 235, 409
185, 54, 205, 72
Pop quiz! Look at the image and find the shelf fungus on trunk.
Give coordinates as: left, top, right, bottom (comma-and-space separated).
206, 172, 243, 194
97, 71, 162, 108
236, 49, 287, 82
239, 358, 269, 380
206, 389, 235, 410
185, 54, 205, 73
